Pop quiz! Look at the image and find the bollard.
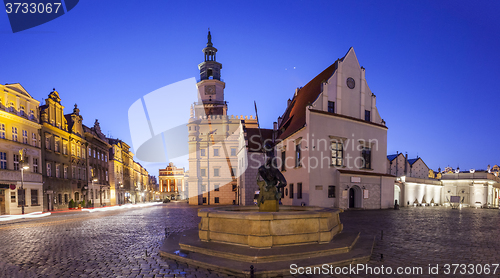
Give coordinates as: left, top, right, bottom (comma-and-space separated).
250, 265, 254, 278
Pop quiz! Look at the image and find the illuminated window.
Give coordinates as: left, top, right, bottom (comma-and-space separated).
0, 123, 5, 139
77, 146, 81, 157
31, 133, 37, 146
23, 130, 28, 144
45, 136, 50, 150
361, 146, 371, 169
46, 163, 51, 176
64, 166, 68, 179
12, 127, 18, 142
0, 152, 6, 169
331, 140, 343, 166
55, 139, 60, 152
13, 154, 19, 170
63, 142, 67, 155
56, 164, 60, 178
33, 158, 38, 173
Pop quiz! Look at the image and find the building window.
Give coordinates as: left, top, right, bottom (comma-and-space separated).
328, 186, 336, 198
331, 140, 343, 166
231, 148, 236, 156
201, 184, 206, 192
47, 163, 51, 176
97, 152, 100, 160
0, 123, 5, 139
281, 150, 286, 171
89, 148, 91, 157
214, 184, 220, 191
72, 166, 76, 179
295, 143, 301, 167
63, 142, 67, 155
29, 110, 35, 120
64, 194, 68, 203
93, 150, 96, 158
104, 155, 107, 162
201, 168, 206, 177
105, 170, 108, 181
361, 146, 371, 169
200, 149, 206, 156
56, 164, 60, 178
232, 184, 237, 192
289, 184, 294, 199
13, 154, 19, 170
202, 197, 207, 204
214, 197, 220, 204
55, 139, 60, 152
18, 189, 25, 206
71, 145, 75, 156
64, 166, 68, 179
214, 149, 219, 156
297, 183, 302, 199
365, 110, 371, 121
31, 189, 38, 205
45, 136, 51, 150
19, 106, 25, 116
31, 133, 37, 146
12, 127, 18, 142
214, 168, 220, 177
0, 152, 6, 169
77, 146, 81, 157
33, 158, 38, 173
11, 191, 16, 202
22, 130, 28, 144
328, 101, 335, 113
231, 167, 236, 177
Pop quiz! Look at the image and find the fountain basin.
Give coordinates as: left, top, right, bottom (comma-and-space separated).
198, 206, 343, 248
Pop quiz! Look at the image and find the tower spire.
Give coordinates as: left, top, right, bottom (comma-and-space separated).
207, 29, 213, 47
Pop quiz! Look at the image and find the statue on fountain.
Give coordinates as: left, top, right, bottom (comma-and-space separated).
256, 141, 287, 212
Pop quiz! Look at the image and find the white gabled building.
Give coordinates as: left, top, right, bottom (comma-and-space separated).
275, 48, 395, 209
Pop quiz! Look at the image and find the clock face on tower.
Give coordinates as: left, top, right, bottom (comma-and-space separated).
346, 77, 355, 89
205, 85, 216, 95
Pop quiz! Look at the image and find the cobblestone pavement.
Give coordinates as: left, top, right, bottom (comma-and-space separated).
1, 203, 500, 277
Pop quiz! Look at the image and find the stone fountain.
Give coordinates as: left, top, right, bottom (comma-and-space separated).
160, 143, 374, 277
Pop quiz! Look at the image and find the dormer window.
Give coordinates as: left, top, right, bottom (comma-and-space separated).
19, 106, 25, 116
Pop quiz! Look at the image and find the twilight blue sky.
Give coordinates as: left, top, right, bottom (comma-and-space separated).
1, 0, 500, 175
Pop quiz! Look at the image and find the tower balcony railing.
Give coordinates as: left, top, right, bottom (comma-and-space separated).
195, 100, 227, 106
196, 78, 224, 83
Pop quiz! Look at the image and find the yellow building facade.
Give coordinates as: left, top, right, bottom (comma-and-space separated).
0, 83, 43, 215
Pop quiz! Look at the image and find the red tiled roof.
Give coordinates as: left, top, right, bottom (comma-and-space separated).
277, 60, 340, 140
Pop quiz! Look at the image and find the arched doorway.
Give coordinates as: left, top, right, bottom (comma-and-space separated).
394, 185, 401, 206
348, 185, 362, 208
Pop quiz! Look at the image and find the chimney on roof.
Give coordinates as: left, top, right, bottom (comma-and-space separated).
287, 99, 291, 107
295, 87, 300, 97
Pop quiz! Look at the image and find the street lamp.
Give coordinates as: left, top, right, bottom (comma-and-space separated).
92, 177, 98, 208
19, 149, 29, 215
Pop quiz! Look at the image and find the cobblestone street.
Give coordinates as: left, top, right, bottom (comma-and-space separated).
1, 203, 500, 277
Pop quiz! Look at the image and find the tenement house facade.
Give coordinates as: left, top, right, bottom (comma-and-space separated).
39, 89, 72, 210
0, 83, 43, 214
84, 120, 111, 207
276, 48, 395, 209
108, 138, 134, 205
158, 162, 186, 200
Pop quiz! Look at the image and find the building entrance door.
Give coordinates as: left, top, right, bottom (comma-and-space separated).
349, 188, 355, 208
0, 190, 5, 215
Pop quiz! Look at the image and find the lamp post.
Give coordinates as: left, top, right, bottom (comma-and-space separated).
19, 149, 29, 215
206, 129, 216, 205
92, 177, 97, 208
